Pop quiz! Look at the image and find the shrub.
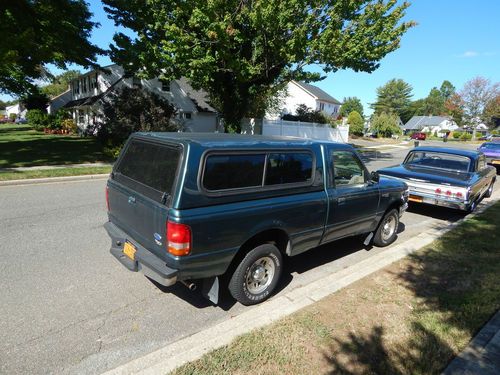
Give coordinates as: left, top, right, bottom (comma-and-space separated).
452, 131, 462, 139
347, 111, 364, 135
460, 132, 472, 141
98, 87, 177, 146
371, 112, 402, 138
9, 113, 17, 121
26, 109, 50, 130
61, 119, 77, 134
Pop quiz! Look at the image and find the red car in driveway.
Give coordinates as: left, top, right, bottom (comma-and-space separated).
410, 132, 427, 140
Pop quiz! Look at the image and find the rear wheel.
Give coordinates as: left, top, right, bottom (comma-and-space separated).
484, 180, 495, 198
229, 244, 283, 306
373, 209, 399, 247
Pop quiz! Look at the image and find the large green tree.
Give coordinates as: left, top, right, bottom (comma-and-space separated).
0, 1, 102, 96
103, 0, 414, 132
340, 97, 364, 119
372, 78, 413, 123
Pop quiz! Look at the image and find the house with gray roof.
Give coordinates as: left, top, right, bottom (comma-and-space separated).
403, 115, 458, 136
267, 80, 341, 120
48, 64, 218, 133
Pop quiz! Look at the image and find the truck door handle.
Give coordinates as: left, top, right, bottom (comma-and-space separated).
128, 196, 136, 204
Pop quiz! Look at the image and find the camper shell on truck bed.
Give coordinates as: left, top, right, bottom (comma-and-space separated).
105, 133, 408, 305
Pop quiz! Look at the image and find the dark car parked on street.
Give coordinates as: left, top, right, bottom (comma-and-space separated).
105, 133, 408, 305
377, 147, 496, 212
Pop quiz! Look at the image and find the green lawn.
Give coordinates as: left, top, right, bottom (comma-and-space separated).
172, 202, 500, 375
0, 123, 110, 168
0, 166, 112, 181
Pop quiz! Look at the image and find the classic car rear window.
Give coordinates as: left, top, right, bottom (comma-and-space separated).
404, 151, 471, 172
114, 139, 181, 201
203, 151, 314, 191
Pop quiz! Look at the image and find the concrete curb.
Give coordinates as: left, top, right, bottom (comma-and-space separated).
0, 174, 110, 187
442, 310, 500, 375
103, 190, 500, 375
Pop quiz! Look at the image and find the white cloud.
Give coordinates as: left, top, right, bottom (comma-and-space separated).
462, 51, 479, 57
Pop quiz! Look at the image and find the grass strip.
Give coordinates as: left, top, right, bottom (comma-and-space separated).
0, 166, 111, 181
0, 123, 110, 168
172, 202, 500, 375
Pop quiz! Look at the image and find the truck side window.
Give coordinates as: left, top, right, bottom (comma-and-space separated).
332, 150, 365, 186
265, 152, 313, 185
203, 154, 266, 191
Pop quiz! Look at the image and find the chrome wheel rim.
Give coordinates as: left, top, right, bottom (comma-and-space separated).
381, 215, 397, 242
245, 256, 275, 294
488, 183, 493, 195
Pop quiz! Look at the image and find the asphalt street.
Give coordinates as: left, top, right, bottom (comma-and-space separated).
0, 139, 497, 374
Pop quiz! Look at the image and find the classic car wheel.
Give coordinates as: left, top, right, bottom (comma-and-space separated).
484, 180, 495, 198
467, 200, 477, 213
373, 209, 399, 247
229, 244, 283, 306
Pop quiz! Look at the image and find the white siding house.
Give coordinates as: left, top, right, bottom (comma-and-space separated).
403, 116, 459, 136
51, 64, 218, 133
6, 103, 27, 119
267, 80, 341, 120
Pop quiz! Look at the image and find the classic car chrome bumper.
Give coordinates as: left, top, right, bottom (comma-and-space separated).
407, 191, 469, 210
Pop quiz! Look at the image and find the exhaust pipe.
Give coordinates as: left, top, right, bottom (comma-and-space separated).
180, 280, 197, 291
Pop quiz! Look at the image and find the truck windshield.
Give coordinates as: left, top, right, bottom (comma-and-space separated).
114, 139, 181, 202
403, 151, 471, 172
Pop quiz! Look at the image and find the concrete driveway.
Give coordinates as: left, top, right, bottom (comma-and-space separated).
0, 142, 497, 374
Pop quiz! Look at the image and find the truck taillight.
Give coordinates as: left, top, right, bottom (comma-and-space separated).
167, 221, 191, 256
106, 185, 110, 212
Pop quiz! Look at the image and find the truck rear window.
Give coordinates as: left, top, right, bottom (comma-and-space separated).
114, 139, 181, 202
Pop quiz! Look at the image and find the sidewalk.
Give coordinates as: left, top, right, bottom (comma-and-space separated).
442, 310, 500, 375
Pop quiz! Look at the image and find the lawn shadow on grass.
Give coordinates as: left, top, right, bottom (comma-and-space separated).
0, 137, 110, 167
320, 203, 500, 374
324, 323, 454, 375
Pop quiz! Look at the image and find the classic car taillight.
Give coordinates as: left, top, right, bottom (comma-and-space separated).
435, 188, 442, 194
167, 221, 191, 256
455, 192, 463, 198
446, 190, 452, 196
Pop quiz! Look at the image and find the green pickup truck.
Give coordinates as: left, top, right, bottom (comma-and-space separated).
105, 133, 408, 305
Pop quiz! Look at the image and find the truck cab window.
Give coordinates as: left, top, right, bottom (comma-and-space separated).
332, 150, 365, 186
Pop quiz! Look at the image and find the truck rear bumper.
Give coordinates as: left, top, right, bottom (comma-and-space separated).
104, 221, 178, 287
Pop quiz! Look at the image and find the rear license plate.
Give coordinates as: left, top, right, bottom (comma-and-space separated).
492, 160, 500, 165
123, 241, 136, 260
409, 195, 423, 203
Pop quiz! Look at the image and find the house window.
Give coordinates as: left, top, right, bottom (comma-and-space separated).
95, 74, 98, 89
82, 78, 87, 93
78, 110, 85, 124
319, 103, 325, 111
333, 106, 338, 113
133, 77, 142, 88
184, 112, 192, 119
161, 79, 170, 92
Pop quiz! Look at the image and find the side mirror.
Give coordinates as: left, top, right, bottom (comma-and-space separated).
370, 171, 380, 183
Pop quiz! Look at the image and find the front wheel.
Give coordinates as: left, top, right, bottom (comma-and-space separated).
373, 209, 399, 247
229, 244, 283, 306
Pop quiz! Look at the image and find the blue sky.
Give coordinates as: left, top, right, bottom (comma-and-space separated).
4, 0, 500, 115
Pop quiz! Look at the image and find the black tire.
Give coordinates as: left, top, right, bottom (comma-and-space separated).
228, 244, 283, 306
484, 180, 495, 198
466, 199, 477, 214
373, 209, 399, 247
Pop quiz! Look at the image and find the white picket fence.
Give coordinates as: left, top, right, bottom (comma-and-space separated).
261, 119, 349, 143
